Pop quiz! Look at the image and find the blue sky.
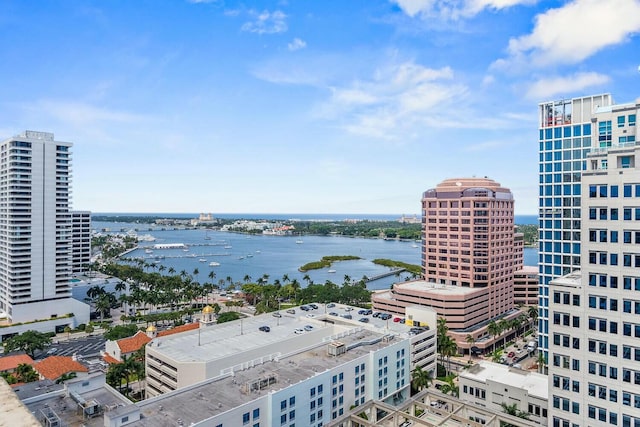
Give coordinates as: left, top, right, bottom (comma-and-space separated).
1, 0, 639, 215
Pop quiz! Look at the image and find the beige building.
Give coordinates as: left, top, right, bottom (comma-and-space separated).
373, 177, 527, 352
459, 360, 548, 425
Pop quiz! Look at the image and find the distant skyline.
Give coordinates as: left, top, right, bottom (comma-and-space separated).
1, 1, 639, 215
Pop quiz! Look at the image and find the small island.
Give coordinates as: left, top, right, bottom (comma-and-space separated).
372, 259, 422, 275
299, 255, 361, 272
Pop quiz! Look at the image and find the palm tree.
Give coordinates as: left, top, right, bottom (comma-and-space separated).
465, 334, 475, 360
490, 349, 503, 363
498, 319, 510, 349
440, 376, 459, 397
441, 337, 457, 374
537, 353, 547, 374
527, 306, 538, 332
168, 267, 176, 275
411, 366, 432, 393
500, 402, 530, 426
243, 274, 252, 284
487, 321, 500, 351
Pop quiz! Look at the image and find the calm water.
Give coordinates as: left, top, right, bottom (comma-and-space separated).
93, 220, 538, 291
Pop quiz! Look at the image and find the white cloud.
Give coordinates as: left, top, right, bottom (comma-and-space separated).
500, 0, 640, 68
287, 38, 307, 51
391, 0, 535, 19
320, 62, 471, 139
241, 10, 287, 34
525, 72, 610, 100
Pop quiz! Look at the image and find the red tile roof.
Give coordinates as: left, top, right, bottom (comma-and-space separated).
157, 323, 199, 337
103, 353, 121, 365
0, 355, 34, 373
34, 356, 88, 381
116, 331, 151, 355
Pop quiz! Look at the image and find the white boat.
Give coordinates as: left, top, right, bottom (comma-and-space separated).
224, 245, 232, 249
183, 248, 189, 252
328, 269, 336, 273
209, 262, 220, 267
296, 240, 304, 244
411, 244, 419, 248
199, 258, 207, 262
145, 249, 153, 254
246, 254, 253, 258
255, 250, 261, 253
238, 256, 245, 260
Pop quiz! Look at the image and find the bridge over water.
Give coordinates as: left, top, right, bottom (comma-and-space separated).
364, 268, 406, 283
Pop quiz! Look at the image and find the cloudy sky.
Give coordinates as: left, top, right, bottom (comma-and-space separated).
1, 0, 639, 215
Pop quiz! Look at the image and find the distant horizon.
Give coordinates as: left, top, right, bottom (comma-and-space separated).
91, 212, 539, 225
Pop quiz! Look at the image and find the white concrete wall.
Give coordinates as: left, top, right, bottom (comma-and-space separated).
8, 298, 89, 326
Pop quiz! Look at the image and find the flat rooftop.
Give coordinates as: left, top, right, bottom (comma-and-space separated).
460, 361, 548, 399
376, 281, 482, 298
149, 303, 417, 363
24, 381, 128, 427
135, 323, 401, 426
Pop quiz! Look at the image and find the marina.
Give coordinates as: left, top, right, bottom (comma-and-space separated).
95, 220, 538, 291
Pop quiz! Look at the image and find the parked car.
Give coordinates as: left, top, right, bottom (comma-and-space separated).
306, 313, 316, 318
507, 351, 515, 358
47, 348, 58, 355
359, 317, 369, 323
258, 326, 271, 332
272, 312, 282, 318
393, 317, 401, 323
304, 325, 314, 331
294, 328, 305, 334
341, 314, 353, 319
344, 307, 353, 311
300, 305, 310, 311
327, 303, 336, 308
286, 309, 295, 314
329, 312, 339, 316
309, 303, 318, 309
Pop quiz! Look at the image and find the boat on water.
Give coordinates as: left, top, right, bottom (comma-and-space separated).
238, 256, 245, 260
144, 249, 153, 254
199, 258, 207, 262
224, 245, 232, 249
411, 244, 419, 248
209, 262, 220, 267
187, 254, 196, 258
296, 240, 304, 244
183, 248, 189, 252
328, 269, 336, 273
246, 254, 253, 258
255, 250, 261, 253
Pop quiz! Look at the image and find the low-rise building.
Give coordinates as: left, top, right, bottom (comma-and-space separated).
34, 356, 89, 382
513, 266, 539, 307
458, 360, 548, 425
92, 304, 435, 426
103, 323, 200, 363
0, 354, 34, 375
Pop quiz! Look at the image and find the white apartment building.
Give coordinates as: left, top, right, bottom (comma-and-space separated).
0, 131, 89, 324
120, 304, 437, 427
459, 360, 548, 425
71, 211, 91, 274
548, 100, 640, 427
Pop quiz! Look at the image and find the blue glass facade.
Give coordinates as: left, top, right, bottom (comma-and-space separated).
538, 95, 612, 357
